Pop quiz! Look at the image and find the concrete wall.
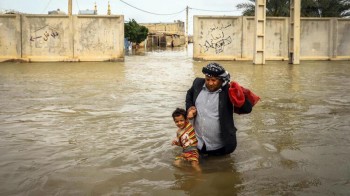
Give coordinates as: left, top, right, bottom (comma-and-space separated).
300, 18, 331, 60
266, 17, 289, 60
301, 18, 350, 60
241, 17, 254, 60
193, 16, 243, 61
21, 15, 73, 62
0, 14, 124, 62
0, 14, 21, 61
241, 17, 289, 61
74, 15, 124, 61
193, 16, 350, 61
337, 19, 350, 59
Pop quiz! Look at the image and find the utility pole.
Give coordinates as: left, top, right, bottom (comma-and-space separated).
186, 6, 188, 47
68, 0, 72, 16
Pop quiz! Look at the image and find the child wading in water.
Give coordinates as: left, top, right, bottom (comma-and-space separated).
171, 108, 201, 172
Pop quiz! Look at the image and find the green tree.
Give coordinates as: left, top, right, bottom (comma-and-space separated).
124, 19, 149, 46
236, 0, 289, 16
313, 0, 350, 17
236, 0, 350, 17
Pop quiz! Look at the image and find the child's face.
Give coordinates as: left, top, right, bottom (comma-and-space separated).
174, 115, 187, 129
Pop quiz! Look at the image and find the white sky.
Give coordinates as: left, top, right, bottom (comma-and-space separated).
0, 0, 249, 34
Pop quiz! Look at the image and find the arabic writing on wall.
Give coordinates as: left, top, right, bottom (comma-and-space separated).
30, 25, 59, 43
199, 23, 233, 54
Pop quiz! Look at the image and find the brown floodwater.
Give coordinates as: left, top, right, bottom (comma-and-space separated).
1, 45, 350, 195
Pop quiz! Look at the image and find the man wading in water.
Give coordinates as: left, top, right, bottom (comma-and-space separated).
185, 62, 259, 156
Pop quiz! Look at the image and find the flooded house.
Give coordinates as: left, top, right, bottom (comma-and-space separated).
139, 20, 186, 48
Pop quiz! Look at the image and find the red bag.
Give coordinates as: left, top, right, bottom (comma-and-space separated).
229, 81, 245, 107
229, 81, 260, 107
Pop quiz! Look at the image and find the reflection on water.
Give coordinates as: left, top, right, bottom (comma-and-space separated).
1, 45, 350, 195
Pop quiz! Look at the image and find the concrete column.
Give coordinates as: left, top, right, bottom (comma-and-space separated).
253, 0, 266, 64
331, 18, 338, 59
186, 6, 188, 47
289, 0, 301, 64
68, 0, 72, 16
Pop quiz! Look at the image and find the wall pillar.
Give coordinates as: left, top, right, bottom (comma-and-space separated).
289, 0, 301, 64
68, 0, 72, 16
185, 6, 188, 47
253, 0, 266, 64
331, 18, 338, 59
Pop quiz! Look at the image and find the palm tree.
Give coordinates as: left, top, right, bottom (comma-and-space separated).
236, 0, 255, 16
236, 0, 289, 16
300, 0, 320, 17
266, 0, 290, 16
314, 0, 350, 17
237, 0, 350, 17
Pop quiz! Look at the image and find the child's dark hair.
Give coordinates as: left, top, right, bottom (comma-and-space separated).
172, 108, 187, 120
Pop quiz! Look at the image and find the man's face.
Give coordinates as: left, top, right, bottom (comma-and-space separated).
205, 75, 222, 92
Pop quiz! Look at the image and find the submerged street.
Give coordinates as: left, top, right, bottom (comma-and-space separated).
0, 45, 350, 195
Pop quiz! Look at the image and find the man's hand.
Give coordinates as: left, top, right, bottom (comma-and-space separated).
187, 106, 197, 120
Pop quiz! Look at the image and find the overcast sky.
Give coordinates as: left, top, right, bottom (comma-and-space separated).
0, 0, 249, 34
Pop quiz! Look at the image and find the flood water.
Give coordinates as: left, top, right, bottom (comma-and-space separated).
1, 45, 350, 195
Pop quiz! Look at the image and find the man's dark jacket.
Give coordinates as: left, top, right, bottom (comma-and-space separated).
186, 78, 252, 154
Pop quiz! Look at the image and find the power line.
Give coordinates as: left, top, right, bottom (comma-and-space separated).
163, 12, 184, 22
41, 0, 53, 14
119, 0, 242, 17
189, 7, 241, 13
120, 0, 185, 15
75, 0, 81, 13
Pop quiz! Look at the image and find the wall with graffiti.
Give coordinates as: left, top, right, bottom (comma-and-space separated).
193, 16, 289, 61
21, 15, 72, 61
0, 14, 124, 62
193, 16, 350, 61
0, 15, 21, 61
193, 16, 242, 60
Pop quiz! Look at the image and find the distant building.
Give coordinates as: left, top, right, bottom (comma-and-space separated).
4, 9, 20, 14
78, 9, 97, 15
79, 2, 98, 15
140, 21, 186, 47
48, 9, 66, 15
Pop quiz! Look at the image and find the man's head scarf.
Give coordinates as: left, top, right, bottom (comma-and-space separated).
202, 62, 231, 86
